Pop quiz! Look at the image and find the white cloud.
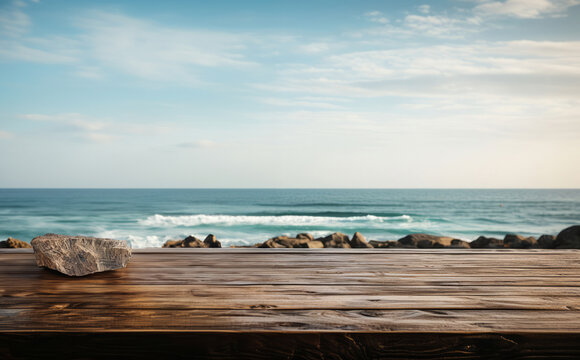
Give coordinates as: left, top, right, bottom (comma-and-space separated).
418, 5, 431, 14
20, 113, 106, 132
177, 140, 217, 148
403, 14, 478, 37
360, 0, 578, 40
297, 42, 331, 54
265, 40, 580, 94
74, 66, 104, 79
0, 1, 79, 63
0, 130, 13, 139
365, 11, 382, 17
360, 8, 482, 39
364, 10, 389, 24
474, 0, 580, 18
0, 7, 259, 84
0, 1, 30, 37
258, 97, 344, 109
18, 113, 177, 143
76, 11, 256, 84
0, 40, 78, 63
256, 40, 580, 141
334, 41, 580, 78
19, 113, 114, 141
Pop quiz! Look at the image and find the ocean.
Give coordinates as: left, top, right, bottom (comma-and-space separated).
0, 189, 578, 248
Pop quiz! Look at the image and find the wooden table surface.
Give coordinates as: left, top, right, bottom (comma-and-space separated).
1, 248, 580, 359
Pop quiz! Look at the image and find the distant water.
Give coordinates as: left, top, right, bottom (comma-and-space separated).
0, 189, 578, 248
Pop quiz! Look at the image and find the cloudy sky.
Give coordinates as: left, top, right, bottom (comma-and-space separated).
0, 0, 579, 188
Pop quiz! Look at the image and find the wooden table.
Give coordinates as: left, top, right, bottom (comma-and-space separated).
1, 248, 580, 359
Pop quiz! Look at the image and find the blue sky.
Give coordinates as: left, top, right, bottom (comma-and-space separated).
0, 0, 579, 188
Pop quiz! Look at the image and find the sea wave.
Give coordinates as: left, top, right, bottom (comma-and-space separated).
95, 229, 259, 248
138, 214, 413, 227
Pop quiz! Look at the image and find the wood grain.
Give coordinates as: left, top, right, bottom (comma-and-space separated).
1, 248, 580, 358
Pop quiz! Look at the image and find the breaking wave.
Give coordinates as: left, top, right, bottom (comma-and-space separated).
138, 214, 413, 227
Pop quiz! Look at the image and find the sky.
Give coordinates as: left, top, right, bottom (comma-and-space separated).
0, 0, 579, 188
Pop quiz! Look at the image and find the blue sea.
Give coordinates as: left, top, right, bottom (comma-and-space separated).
0, 189, 579, 248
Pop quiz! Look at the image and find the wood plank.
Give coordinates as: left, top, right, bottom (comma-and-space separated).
2, 275, 580, 287
2, 293, 578, 311
2, 308, 580, 332
5, 283, 580, 295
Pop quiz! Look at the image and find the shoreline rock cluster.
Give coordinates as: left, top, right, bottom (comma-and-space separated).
162, 234, 222, 248
158, 225, 580, 249
2, 225, 579, 250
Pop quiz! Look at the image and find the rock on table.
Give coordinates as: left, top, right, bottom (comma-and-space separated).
31, 234, 131, 276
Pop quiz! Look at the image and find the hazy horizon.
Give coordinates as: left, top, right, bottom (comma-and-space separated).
1, 0, 579, 188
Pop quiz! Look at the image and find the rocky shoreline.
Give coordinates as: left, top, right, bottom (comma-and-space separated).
160, 225, 580, 249
2, 225, 579, 249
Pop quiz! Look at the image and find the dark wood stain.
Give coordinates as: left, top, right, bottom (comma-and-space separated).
1, 248, 580, 359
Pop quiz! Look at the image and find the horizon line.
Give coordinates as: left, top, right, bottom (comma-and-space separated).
0, 187, 579, 190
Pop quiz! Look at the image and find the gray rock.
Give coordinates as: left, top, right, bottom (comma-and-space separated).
317, 232, 351, 248
296, 233, 314, 242
162, 239, 181, 248
536, 234, 556, 249
301, 240, 324, 249
259, 236, 311, 248
31, 234, 131, 277
0, 237, 32, 248
368, 240, 400, 248
258, 237, 287, 248
470, 236, 504, 248
554, 225, 580, 249
349, 232, 373, 248
504, 234, 537, 249
397, 233, 456, 248
182, 235, 205, 248
163, 235, 205, 248
450, 239, 470, 248
203, 234, 222, 248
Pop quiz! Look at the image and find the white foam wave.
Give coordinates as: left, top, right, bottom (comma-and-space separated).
95, 230, 169, 248
95, 229, 257, 248
138, 214, 413, 227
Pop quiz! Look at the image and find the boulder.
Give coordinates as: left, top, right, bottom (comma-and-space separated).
536, 234, 556, 249
301, 241, 324, 249
182, 235, 205, 248
397, 234, 455, 248
554, 225, 580, 249
470, 236, 504, 249
163, 235, 205, 248
504, 234, 537, 249
317, 232, 351, 248
0, 237, 32, 248
258, 237, 286, 248
349, 232, 373, 248
450, 239, 470, 248
162, 239, 181, 248
368, 240, 400, 248
30, 234, 131, 277
296, 233, 314, 242
259, 236, 311, 248
203, 234, 221, 248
